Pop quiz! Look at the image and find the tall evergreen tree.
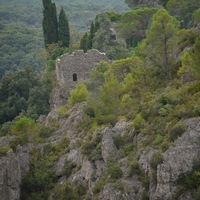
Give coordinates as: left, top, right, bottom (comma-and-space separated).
144, 9, 180, 81
42, 0, 58, 48
58, 7, 70, 48
87, 22, 95, 49
80, 33, 88, 53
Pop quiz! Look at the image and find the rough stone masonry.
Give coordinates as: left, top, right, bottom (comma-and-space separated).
51, 49, 110, 109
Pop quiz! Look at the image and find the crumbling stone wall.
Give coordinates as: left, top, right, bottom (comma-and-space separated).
51, 49, 110, 109
56, 49, 110, 90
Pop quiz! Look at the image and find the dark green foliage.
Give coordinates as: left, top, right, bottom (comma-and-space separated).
169, 122, 187, 141
92, 13, 130, 60
52, 182, 87, 200
20, 146, 57, 200
119, 8, 158, 47
113, 133, 135, 155
61, 161, 76, 178
142, 191, 149, 200
0, 23, 45, 79
87, 22, 95, 50
9, 116, 41, 151
81, 133, 102, 161
106, 11, 121, 22
38, 125, 54, 139
42, 0, 58, 48
79, 33, 88, 52
108, 165, 123, 179
0, 145, 9, 156
166, 0, 200, 28
58, 7, 70, 48
150, 152, 163, 170
113, 134, 124, 149
84, 106, 95, 118
0, 67, 50, 125
175, 162, 200, 199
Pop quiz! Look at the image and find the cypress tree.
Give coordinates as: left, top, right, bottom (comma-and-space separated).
42, 0, 58, 48
80, 33, 88, 53
87, 22, 95, 49
58, 7, 70, 48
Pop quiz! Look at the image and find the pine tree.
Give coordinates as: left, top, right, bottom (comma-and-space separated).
42, 0, 58, 48
58, 7, 70, 48
144, 9, 180, 80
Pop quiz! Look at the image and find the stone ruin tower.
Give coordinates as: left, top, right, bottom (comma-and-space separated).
51, 49, 110, 109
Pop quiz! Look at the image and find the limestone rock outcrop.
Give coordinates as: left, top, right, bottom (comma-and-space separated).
0, 144, 31, 200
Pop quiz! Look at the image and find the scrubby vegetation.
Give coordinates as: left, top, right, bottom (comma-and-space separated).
0, 0, 200, 199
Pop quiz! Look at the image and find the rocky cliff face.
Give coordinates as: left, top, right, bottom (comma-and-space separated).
0, 48, 200, 199
0, 138, 31, 200
1, 105, 200, 200
45, 104, 200, 200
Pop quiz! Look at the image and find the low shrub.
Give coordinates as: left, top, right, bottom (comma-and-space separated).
150, 151, 163, 170
169, 122, 187, 141
0, 145, 10, 156
132, 113, 145, 132
128, 159, 141, 177
68, 83, 89, 105
39, 125, 54, 138
108, 165, 123, 179
96, 114, 117, 126
56, 104, 69, 118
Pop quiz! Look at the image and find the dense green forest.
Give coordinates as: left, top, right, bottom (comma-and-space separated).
0, 0, 128, 79
0, 0, 200, 199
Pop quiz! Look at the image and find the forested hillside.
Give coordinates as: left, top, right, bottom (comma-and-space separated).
0, 0, 128, 79
0, 0, 200, 199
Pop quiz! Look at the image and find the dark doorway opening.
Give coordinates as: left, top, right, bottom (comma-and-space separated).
73, 73, 77, 81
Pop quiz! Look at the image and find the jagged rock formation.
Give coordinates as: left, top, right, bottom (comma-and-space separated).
51, 49, 110, 110
1, 47, 200, 199
46, 102, 200, 199
0, 139, 31, 200
1, 103, 200, 200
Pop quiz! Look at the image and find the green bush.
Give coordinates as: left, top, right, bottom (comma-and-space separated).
108, 165, 123, 179
169, 122, 187, 141
9, 134, 28, 151
142, 191, 149, 200
39, 125, 54, 139
150, 151, 163, 170
11, 116, 41, 144
194, 104, 200, 116
93, 178, 106, 194
20, 146, 56, 200
132, 113, 145, 132
68, 83, 89, 105
138, 174, 149, 190
56, 104, 69, 118
159, 92, 179, 106
0, 145, 10, 156
84, 106, 95, 118
81, 133, 102, 160
154, 134, 163, 145
62, 161, 77, 178
113, 134, 123, 149
0, 121, 12, 136
128, 159, 141, 177
124, 143, 135, 155
96, 114, 117, 126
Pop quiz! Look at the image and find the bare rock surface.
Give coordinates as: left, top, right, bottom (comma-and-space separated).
136, 118, 200, 200
101, 127, 117, 163
0, 145, 31, 200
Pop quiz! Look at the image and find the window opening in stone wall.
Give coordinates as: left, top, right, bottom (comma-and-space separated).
73, 73, 77, 81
